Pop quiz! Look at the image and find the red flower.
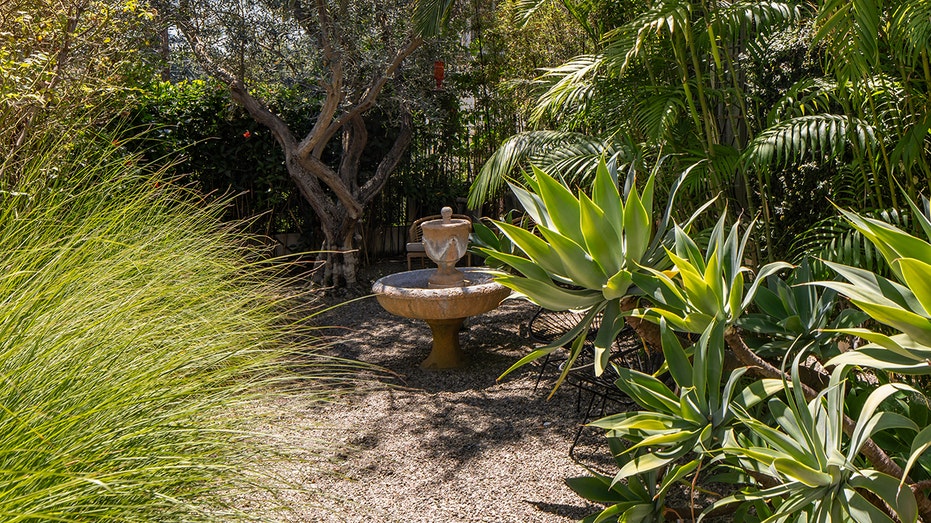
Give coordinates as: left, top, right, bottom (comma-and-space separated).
243, 130, 252, 138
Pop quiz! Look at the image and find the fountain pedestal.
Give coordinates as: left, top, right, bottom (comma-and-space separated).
423, 317, 467, 369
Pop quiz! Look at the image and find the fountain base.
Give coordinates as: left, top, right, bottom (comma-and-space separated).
422, 317, 467, 369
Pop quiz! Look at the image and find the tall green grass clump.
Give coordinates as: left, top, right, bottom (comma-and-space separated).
0, 126, 323, 520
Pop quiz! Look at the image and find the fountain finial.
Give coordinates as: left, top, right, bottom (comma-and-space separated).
441, 206, 453, 223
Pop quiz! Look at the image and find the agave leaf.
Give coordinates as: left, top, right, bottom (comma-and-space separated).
591, 157, 624, 241
703, 249, 726, 317
627, 430, 699, 453
660, 318, 692, 388
849, 470, 917, 523
821, 259, 923, 312
602, 269, 633, 300
732, 379, 786, 411
740, 261, 794, 314
772, 458, 834, 487
612, 453, 679, 486
754, 286, 788, 318
838, 206, 931, 277
739, 415, 809, 463
655, 459, 700, 500
593, 300, 626, 376
727, 271, 745, 320
477, 248, 551, 281
495, 275, 603, 311
564, 476, 628, 504
849, 299, 931, 347
537, 225, 608, 290
825, 328, 929, 361
623, 184, 652, 266
614, 367, 680, 414
667, 249, 718, 316
848, 383, 918, 461
631, 269, 688, 311
532, 165, 583, 244
493, 220, 565, 276
826, 349, 931, 373
591, 411, 679, 432
896, 257, 931, 317
508, 182, 551, 230
579, 192, 622, 275
901, 425, 931, 489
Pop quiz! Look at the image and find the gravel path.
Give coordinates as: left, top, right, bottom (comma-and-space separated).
271, 260, 613, 522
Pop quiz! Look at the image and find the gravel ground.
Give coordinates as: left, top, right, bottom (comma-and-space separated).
261, 260, 620, 522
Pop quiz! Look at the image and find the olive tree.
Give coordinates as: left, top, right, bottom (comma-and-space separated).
157, 0, 452, 285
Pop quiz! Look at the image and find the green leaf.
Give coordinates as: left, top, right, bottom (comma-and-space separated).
495, 275, 603, 311
603, 269, 633, 300
623, 184, 651, 266
537, 225, 608, 290
772, 458, 834, 487
579, 192, 622, 275
591, 157, 624, 246
897, 257, 931, 317
740, 262, 794, 313
613, 453, 677, 485
656, 459, 700, 500
493, 220, 565, 276
849, 470, 917, 523
533, 165, 583, 244
732, 379, 785, 411
565, 476, 627, 503
902, 424, 931, 489
850, 299, 931, 347
413, 0, 455, 37
593, 300, 625, 376
660, 318, 692, 388
508, 182, 551, 229
614, 367, 681, 414
477, 249, 551, 281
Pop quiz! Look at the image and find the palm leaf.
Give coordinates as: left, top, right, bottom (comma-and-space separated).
743, 114, 877, 170
412, 0, 454, 37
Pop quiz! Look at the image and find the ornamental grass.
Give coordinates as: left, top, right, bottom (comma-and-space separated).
0, 120, 335, 521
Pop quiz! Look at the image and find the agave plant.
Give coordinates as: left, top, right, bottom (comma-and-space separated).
481, 159, 711, 380
565, 437, 697, 523
713, 359, 919, 523
737, 259, 868, 359
815, 200, 931, 373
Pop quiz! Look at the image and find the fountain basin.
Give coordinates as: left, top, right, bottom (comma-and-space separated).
372, 267, 511, 369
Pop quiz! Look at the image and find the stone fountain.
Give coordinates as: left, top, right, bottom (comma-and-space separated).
372, 207, 511, 369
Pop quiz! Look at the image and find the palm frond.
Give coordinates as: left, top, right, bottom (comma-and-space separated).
530, 55, 601, 124
413, 0, 455, 37
601, 0, 692, 74
889, 0, 931, 67
633, 86, 687, 144
511, 0, 558, 27
743, 114, 877, 170
766, 78, 839, 123
468, 131, 606, 208
814, 0, 883, 81
708, 1, 803, 36
791, 209, 912, 277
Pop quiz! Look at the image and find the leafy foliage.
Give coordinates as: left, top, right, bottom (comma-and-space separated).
489, 159, 931, 521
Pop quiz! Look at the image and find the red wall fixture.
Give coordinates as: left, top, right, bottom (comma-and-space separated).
433, 60, 445, 90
